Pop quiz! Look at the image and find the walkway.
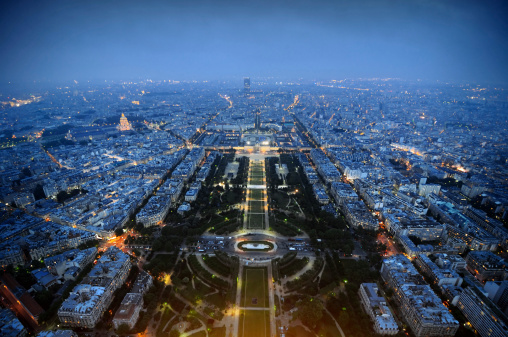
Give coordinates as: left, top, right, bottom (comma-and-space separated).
231, 263, 244, 337
280, 257, 315, 285
267, 263, 277, 337
324, 307, 346, 337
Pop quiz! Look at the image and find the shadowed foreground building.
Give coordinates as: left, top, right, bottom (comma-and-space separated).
381, 255, 459, 337
0, 308, 27, 337
112, 293, 143, 329
37, 330, 77, 337
359, 283, 398, 335
58, 247, 130, 328
457, 287, 508, 337
112, 271, 152, 329
465, 251, 507, 283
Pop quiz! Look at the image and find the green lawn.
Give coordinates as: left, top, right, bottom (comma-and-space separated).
249, 200, 264, 213
250, 176, 264, 185
239, 310, 270, 337
241, 268, 268, 308
249, 162, 265, 185
205, 292, 227, 311
248, 213, 264, 229
249, 189, 264, 200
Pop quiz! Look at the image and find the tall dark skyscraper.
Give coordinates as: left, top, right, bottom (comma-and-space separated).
244, 77, 250, 96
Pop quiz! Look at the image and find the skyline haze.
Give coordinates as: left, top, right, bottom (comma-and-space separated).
1, 0, 507, 84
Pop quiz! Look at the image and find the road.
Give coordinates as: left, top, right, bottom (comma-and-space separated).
197, 232, 315, 260
377, 232, 400, 257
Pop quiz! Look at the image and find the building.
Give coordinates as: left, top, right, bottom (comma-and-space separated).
384, 216, 445, 241
177, 202, 191, 216
310, 149, 342, 183
117, 113, 131, 131
457, 287, 508, 337
399, 284, 458, 337
0, 245, 25, 268
380, 255, 459, 337
435, 253, 466, 271
112, 293, 143, 329
0, 308, 27, 337
415, 254, 463, 287
342, 201, 378, 230
244, 77, 250, 96
485, 280, 508, 315
111, 271, 152, 330
358, 283, 398, 335
131, 271, 153, 294
38, 330, 78, 337
381, 254, 425, 290
31, 269, 58, 289
58, 247, 131, 328
185, 182, 202, 203
136, 195, 171, 227
418, 183, 441, 197
465, 251, 507, 283
430, 199, 500, 251
312, 183, 329, 204
464, 206, 508, 249
330, 182, 358, 206
44, 247, 97, 277
58, 284, 108, 328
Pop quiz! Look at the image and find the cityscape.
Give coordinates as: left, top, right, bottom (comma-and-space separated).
0, 1, 508, 337
0, 77, 506, 337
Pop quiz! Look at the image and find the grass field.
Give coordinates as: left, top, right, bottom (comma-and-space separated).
248, 213, 264, 229
239, 267, 270, 337
250, 176, 264, 185
249, 189, 264, 200
241, 268, 268, 308
239, 310, 270, 337
249, 200, 264, 213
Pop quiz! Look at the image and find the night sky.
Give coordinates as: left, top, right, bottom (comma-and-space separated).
1, 0, 507, 84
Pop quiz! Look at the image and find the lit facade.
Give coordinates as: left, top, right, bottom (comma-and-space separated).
117, 113, 131, 131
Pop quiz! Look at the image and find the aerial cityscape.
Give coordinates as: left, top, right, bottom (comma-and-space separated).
0, 1, 507, 337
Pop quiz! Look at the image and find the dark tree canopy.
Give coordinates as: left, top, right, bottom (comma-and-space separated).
295, 296, 324, 328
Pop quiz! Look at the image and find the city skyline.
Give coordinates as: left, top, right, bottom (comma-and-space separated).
0, 1, 508, 336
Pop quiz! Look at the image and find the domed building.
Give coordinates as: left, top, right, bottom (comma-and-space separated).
117, 113, 131, 131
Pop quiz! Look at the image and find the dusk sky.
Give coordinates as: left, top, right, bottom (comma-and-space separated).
1, 0, 507, 84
